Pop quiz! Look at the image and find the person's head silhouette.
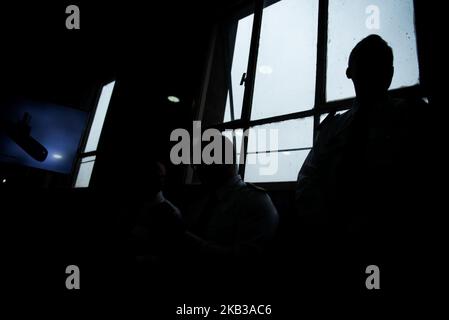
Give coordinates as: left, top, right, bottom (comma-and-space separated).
194, 135, 238, 188
132, 159, 166, 199
346, 35, 394, 103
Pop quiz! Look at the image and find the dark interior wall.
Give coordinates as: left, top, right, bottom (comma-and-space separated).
88, 2, 218, 193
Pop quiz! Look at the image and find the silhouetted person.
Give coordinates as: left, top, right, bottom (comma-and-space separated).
128, 161, 183, 260
295, 35, 425, 258
182, 135, 279, 260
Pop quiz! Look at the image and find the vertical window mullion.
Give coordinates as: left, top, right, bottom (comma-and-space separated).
313, 0, 329, 141
238, 0, 264, 179
224, 29, 237, 122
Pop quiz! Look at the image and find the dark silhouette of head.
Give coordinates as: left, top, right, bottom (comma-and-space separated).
346, 35, 394, 103
149, 161, 166, 194
132, 159, 166, 198
195, 135, 237, 188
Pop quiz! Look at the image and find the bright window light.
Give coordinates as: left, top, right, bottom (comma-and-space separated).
224, 13, 254, 122
258, 65, 273, 75
245, 149, 310, 183
75, 156, 96, 188
251, 0, 318, 120
247, 117, 314, 153
84, 81, 115, 153
327, 0, 419, 101
217, 0, 420, 184
75, 80, 115, 188
244, 117, 313, 183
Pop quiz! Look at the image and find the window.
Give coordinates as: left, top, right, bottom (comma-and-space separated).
74, 81, 115, 188
327, 0, 420, 101
224, 14, 254, 122
203, 0, 420, 183
251, 0, 318, 120
74, 156, 96, 188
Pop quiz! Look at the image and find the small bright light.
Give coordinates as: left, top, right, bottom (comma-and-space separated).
53, 154, 63, 159
2, 179, 6, 183
167, 96, 180, 103
259, 65, 273, 74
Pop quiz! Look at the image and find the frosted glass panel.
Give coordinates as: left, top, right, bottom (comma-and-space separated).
247, 117, 313, 153
84, 81, 115, 152
327, 0, 419, 101
319, 109, 349, 123
245, 149, 310, 182
222, 129, 243, 164
251, 0, 318, 120
224, 14, 254, 122
74, 156, 96, 188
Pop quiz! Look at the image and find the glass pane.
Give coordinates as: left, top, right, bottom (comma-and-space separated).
222, 129, 243, 164
84, 81, 116, 152
247, 117, 313, 153
319, 109, 349, 123
245, 149, 310, 183
327, 0, 419, 101
250, 0, 318, 120
320, 113, 329, 123
81, 155, 96, 163
223, 14, 254, 122
74, 157, 96, 188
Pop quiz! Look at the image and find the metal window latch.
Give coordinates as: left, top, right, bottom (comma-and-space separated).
239, 72, 247, 86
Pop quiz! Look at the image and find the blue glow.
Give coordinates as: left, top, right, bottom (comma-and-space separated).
0, 98, 87, 174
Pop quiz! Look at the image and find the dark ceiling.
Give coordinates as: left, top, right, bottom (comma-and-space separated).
0, 1, 245, 111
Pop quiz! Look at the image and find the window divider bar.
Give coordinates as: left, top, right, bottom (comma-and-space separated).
313, 0, 329, 140
238, 0, 264, 178
247, 147, 312, 155
212, 84, 422, 132
211, 99, 353, 131
223, 26, 237, 122
196, 24, 218, 122
79, 150, 97, 158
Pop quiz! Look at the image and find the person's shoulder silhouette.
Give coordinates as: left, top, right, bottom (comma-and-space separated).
296, 34, 420, 239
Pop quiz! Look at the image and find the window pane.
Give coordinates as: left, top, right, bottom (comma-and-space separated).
319, 109, 349, 123
223, 14, 254, 122
247, 117, 313, 153
245, 149, 310, 183
250, 0, 318, 120
74, 156, 96, 188
84, 81, 116, 152
222, 129, 243, 164
327, 0, 419, 101
81, 155, 96, 163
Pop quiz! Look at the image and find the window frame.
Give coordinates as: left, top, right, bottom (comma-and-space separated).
198, 0, 424, 187
72, 78, 116, 188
